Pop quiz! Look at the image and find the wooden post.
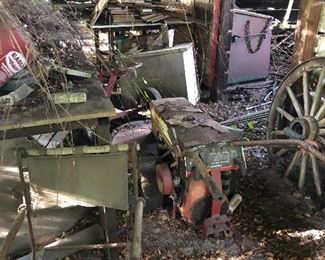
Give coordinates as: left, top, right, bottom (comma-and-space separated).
293, 0, 323, 64
211, 0, 234, 101
207, 0, 222, 90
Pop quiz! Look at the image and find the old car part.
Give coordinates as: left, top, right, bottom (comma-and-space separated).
150, 97, 246, 237
267, 57, 325, 196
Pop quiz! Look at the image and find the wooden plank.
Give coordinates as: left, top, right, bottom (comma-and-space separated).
0, 79, 116, 132
212, 0, 234, 100
92, 19, 191, 29
91, 0, 110, 27
293, 0, 323, 64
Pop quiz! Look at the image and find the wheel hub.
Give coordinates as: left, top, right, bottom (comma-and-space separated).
288, 116, 319, 140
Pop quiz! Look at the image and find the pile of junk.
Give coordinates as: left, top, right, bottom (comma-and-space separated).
0, 0, 325, 259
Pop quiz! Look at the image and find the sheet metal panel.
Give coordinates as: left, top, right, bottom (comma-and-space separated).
119, 43, 199, 105
227, 10, 272, 84
27, 152, 128, 210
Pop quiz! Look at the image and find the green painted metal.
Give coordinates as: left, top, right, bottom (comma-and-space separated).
27, 144, 129, 156
27, 152, 129, 210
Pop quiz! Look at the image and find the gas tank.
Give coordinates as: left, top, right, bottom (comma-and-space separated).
0, 19, 33, 87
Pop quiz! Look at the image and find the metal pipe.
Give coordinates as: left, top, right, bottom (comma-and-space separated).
283, 0, 295, 25
45, 243, 127, 251
230, 139, 325, 162
185, 150, 224, 200
130, 198, 145, 260
130, 142, 139, 200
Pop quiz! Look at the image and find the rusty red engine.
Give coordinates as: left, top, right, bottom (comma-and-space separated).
150, 98, 246, 238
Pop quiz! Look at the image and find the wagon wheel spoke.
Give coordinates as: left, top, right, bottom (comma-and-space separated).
319, 129, 325, 136
310, 68, 325, 117
285, 151, 301, 177
317, 136, 325, 147
276, 107, 294, 122
310, 154, 322, 196
270, 130, 286, 138
315, 102, 325, 121
303, 71, 310, 116
276, 148, 288, 157
298, 153, 309, 190
319, 118, 325, 128
268, 58, 325, 196
286, 86, 303, 118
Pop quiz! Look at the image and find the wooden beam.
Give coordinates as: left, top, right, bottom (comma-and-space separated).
90, 0, 110, 27
207, 0, 222, 90
293, 0, 323, 64
211, 0, 234, 101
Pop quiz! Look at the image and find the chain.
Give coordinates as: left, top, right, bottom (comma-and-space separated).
244, 18, 272, 54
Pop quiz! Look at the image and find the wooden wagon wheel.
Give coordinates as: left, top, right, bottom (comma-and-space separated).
267, 57, 325, 196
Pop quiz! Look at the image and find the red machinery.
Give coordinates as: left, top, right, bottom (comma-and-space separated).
0, 18, 33, 87
150, 98, 246, 237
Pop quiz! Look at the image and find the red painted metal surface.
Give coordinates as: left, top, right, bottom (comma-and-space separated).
207, 0, 222, 88
179, 177, 209, 224
203, 214, 231, 238
0, 20, 33, 87
156, 163, 173, 195
202, 165, 239, 238
179, 164, 240, 228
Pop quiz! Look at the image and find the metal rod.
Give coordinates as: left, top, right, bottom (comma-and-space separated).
185, 150, 224, 200
45, 243, 127, 251
230, 139, 325, 162
220, 109, 269, 125
130, 143, 139, 200
130, 198, 145, 260
17, 149, 36, 260
283, 0, 295, 25
0, 207, 27, 259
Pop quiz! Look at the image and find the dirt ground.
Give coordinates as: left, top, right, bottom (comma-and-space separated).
138, 149, 325, 260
